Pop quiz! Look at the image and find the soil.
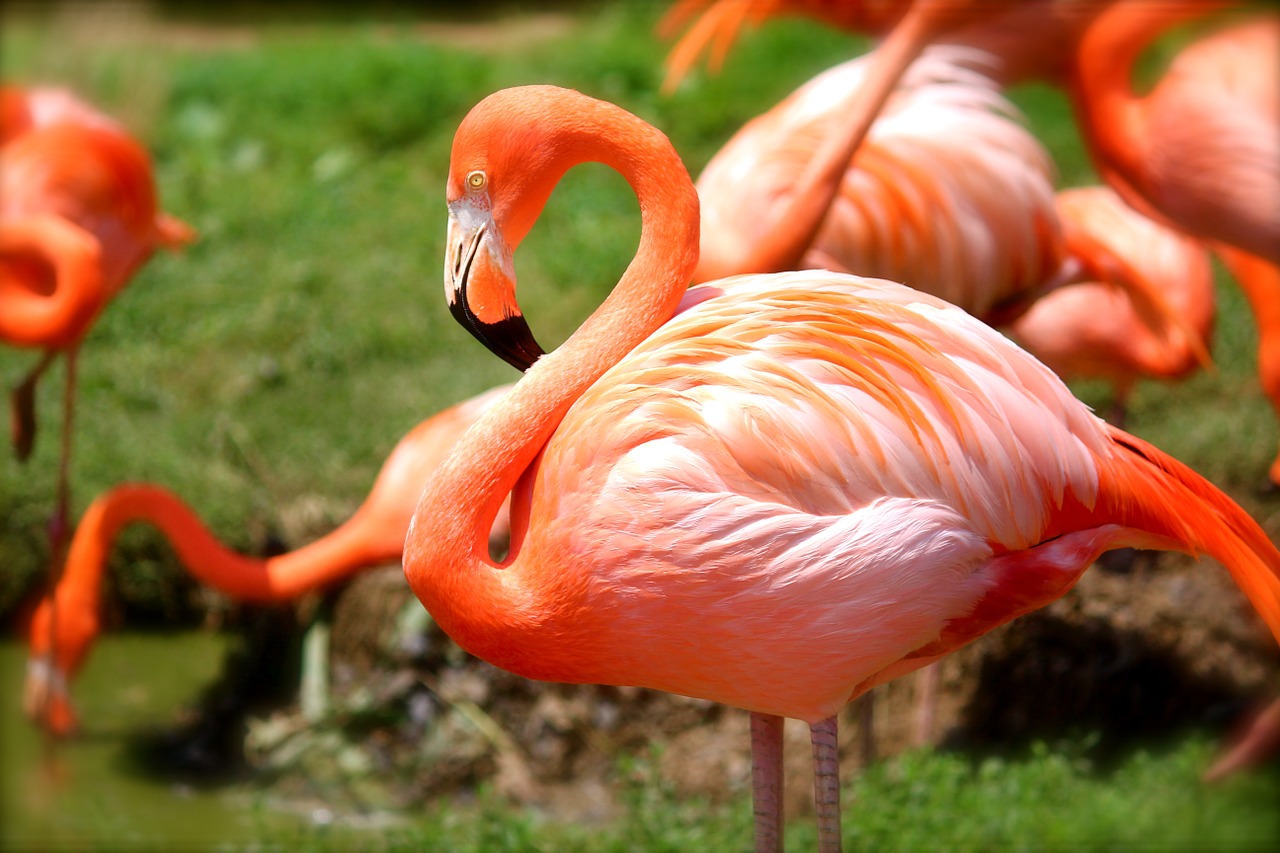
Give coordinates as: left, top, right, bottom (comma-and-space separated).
236, 550, 1278, 824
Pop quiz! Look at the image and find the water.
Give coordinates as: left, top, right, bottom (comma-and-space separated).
0, 631, 322, 850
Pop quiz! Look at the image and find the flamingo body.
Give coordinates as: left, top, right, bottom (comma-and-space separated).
693, 48, 1063, 318
0, 122, 191, 349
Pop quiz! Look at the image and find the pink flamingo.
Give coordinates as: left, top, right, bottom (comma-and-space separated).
403, 86, 1280, 852
24, 385, 511, 737
1070, 5, 1280, 484
1, 88, 194, 563
690, 44, 1067, 323
1008, 185, 1217, 427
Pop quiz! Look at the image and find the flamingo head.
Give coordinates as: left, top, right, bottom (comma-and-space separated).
23, 594, 99, 737
443, 87, 636, 372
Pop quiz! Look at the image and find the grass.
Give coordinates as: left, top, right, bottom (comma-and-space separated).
240, 736, 1278, 851
2, 1, 1279, 849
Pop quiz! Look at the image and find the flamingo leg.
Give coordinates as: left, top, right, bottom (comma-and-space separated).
750, 711, 785, 853
10, 349, 56, 461
49, 345, 78, 559
811, 715, 842, 853
853, 690, 875, 766
913, 663, 939, 747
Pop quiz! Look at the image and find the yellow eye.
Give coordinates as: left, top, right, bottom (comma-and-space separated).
466, 170, 487, 191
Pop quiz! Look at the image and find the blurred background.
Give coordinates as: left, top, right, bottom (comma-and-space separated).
2, 1, 1278, 850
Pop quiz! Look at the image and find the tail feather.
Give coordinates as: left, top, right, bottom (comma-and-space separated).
1099, 424, 1280, 643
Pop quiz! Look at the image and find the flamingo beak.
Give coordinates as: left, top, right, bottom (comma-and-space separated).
444, 198, 545, 372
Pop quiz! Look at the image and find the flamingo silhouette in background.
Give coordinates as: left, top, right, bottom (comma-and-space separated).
403, 86, 1280, 852
1009, 185, 1216, 427
1, 88, 194, 565
24, 384, 512, 737
691, 45, 1067, 323
1069, 5, 1280, 484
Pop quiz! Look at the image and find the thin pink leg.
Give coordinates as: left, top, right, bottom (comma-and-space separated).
10, 349, 55, 461
853, 691, 875, 765
750, 711, 784, 853
913, 663, 939, 747
811, 715, 842, 853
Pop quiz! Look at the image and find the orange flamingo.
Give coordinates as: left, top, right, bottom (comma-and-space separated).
1, 91, 194, 563
1008, 185, 1217, 427
1070, 5, 1280, 485
403, 86, 1280, 852
24, 385, 512, 737
691, 44, 1066, 322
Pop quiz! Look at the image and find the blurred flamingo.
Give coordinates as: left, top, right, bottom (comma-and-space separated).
659, 0, 1115, 94
1009, 185, 1217, 428
1, 90, 194, 564
24, 384, 512, 737
691, 45, 1066, 322
1070, 5, 1280, 485
404, 86, 1280, 852
0, 84, 121, 145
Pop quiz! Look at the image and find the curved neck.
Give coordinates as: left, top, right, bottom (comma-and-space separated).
0, 215, 104, 349
1070, 1, 1223, 200
56, 484, 393, 613
404, 100, 700, 652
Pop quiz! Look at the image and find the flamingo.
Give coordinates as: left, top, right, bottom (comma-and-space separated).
1069, 5, 1280, 486
1008, 185, 1216, 427
24, 384, 512, 738
403, 85, 1280, 852
691, 44, 1067, 324
0, 84, 121, 145
1, 94, 194, 568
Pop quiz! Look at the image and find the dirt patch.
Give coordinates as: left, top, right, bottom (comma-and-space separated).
236, 551, 1278, 823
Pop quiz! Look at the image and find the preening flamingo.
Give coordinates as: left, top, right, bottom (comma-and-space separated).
404, 85, 1280, 852
1, 95, 194, 564
1009, 185, 1216, 427
1071, 6, 1280, 484
24, 385, 512, 737
691, 45, 1065, 322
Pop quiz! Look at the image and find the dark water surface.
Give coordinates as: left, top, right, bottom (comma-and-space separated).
0, 632, 340, 850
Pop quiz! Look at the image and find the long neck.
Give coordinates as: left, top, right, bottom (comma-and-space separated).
56, 483, 395, 614
1070, 1, 1222, 203
403, 108, 700, 650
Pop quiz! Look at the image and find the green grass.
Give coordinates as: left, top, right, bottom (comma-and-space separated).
241, 737, 1277, 852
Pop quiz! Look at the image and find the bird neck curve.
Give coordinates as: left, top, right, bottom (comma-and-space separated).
36, 483, 395, 672
403, 87, 701, 662
0, 215, 105, 349
1069, 1, 1223, 201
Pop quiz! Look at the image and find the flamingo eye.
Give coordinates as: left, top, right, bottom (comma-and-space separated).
466, 170, 487, 191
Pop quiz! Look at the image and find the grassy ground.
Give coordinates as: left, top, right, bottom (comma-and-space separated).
2, 2, 1279, 849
